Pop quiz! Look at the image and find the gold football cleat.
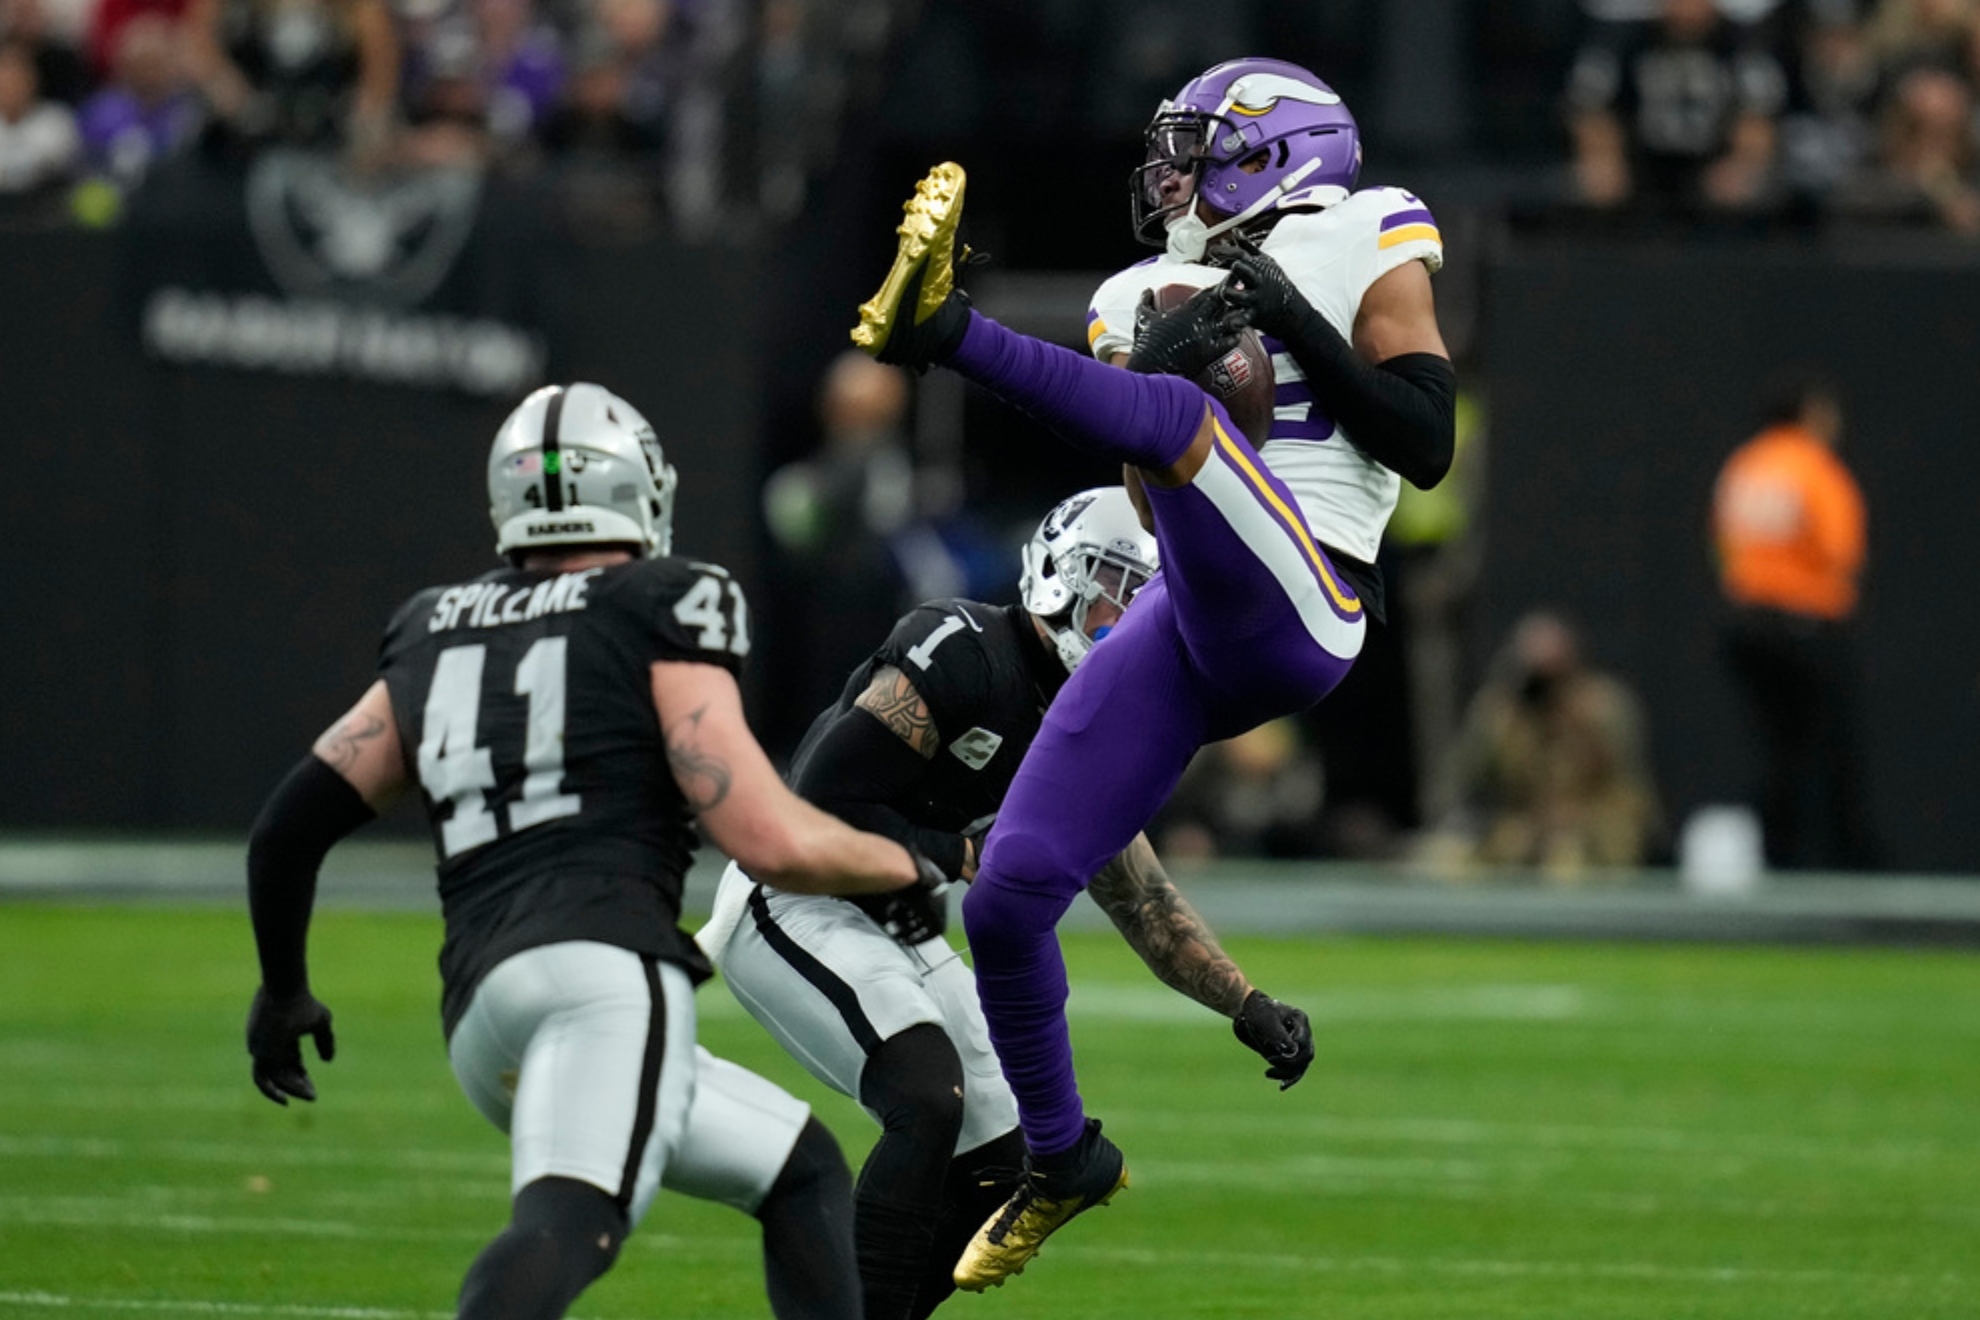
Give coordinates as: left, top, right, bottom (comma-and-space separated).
953, 1121, 1129, 1292
851, 162, 968, 364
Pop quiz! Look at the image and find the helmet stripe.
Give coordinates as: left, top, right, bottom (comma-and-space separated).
540, 385, 566, 512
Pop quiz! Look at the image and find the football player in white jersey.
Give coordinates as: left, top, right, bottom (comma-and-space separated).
1088, 56, 1454, 623
847, 56, 1455, 1291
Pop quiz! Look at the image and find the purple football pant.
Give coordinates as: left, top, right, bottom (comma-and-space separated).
949, 311, 1366, 1155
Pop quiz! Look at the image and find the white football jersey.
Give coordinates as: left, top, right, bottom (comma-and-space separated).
1086, 187, 1444, 564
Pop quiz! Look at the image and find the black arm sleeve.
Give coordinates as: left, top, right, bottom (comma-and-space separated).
246, 756, 377, 998
791, 709, 969, 883
1277, 303, 1456, 489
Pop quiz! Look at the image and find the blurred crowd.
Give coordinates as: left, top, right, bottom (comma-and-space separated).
1, 0, 1915, 871
0, 0, 901, 231
6, 0, 1976, 234
1566, 0, 1980, 233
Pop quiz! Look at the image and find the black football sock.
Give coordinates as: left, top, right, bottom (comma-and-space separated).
457, 1176, 624, 1320
910, 1129, 1028, 1320
757, 1116, 862, 1320
856, 1024, 968, 1320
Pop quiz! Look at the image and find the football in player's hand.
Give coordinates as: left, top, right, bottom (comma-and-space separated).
1152, 283, 1276, 447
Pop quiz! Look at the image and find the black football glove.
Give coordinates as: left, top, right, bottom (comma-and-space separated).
960, 812, 997, 880
850, 848, 952, 946
246, 986, 336, 1106
1125, 283, 1246, 379
1233, 988, 1314, 1091
1222, 244, 1316, 341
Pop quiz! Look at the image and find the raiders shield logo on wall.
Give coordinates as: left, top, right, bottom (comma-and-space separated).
246, 149, 484, 308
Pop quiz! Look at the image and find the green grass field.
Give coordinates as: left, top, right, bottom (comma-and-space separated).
1, 903, 1976, 1319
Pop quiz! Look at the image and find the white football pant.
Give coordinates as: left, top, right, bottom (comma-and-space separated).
698, 862, 1018, 1157
448, 940, 809, 1225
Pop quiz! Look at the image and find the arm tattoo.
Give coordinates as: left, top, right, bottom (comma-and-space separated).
313, 713, 385, 773
854, 665, 941, 759
665, 704, 733, 812
1089, 836, 1251, 1017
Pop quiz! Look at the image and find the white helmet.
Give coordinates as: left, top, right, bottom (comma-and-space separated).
1019, 487, 1160, 673
488, 382, 679, 558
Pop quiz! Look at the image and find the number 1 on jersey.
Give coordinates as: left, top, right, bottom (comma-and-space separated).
905, 615, 967, 670
510, 637, 583, 832
419, 638, 582, 858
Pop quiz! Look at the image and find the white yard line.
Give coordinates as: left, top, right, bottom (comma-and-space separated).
0, 1135, 507, 1174
1064, 982, 1593, 1023
0, 1204, 487, 1243
0, 1295, 453, 1320
0, 1196, 760, 1255
0, 1293, 664, 1320
1104, 1110, 1961, 1166
1060, 1245, 1966, 1289
1123, 1159, 1980, 1226
0, 1087, 460, 1115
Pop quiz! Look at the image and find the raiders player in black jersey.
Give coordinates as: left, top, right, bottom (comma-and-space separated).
696, 487, 1317, 1320
242, 383, 948, 1320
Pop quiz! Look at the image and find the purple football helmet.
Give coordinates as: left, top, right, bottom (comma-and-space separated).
1131, 58, 1362, 254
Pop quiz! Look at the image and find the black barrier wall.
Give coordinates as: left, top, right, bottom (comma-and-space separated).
1483, 240, 1980, 874
2, 230, 759, 830
6, 226, 1976, 872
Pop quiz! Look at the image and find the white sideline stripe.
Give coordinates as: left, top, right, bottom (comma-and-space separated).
1106, 1110, 1960, 1165
1060, 1246, 1966, 1288
0, 1198, 753, 1255
0, 1134, 507, 1173
1124, 1162, 1980, 1226
0, 1294, 664, 1320
1064, 982, 1590, 1022
0, 1204, 485, 1243
12, 1169, 1977, 1242
0, 1295, 451, 1319
3, 1110, 1961, 1180
0, 1087, 461, 1114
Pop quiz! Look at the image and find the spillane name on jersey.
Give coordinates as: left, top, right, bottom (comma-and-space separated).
789, 599, 1067, 832
379, 555, 750, 1036
1087, 187, 1443, 564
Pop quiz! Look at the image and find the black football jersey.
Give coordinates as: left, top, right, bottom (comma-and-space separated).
788, 598, 1067, 834
378, 555, 749, 1035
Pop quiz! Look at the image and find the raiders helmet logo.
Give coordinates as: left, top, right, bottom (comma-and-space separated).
1045, 493, 1099, 537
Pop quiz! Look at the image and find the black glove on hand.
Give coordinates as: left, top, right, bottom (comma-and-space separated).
850, 849, 952, 945
1222, 246, 1315, 340
1233, 988, 1314, 1091
1125, 283, 1245, 379
960, 812, 996, 880
247, 986, 336, 1106
851, 884, 948, 945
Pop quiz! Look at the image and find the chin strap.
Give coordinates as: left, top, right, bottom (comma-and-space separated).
1164, 159, 1341, 262
1047, 621, 1091, 674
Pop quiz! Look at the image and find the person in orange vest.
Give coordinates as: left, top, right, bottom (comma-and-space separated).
1711, 376, 1879, 870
